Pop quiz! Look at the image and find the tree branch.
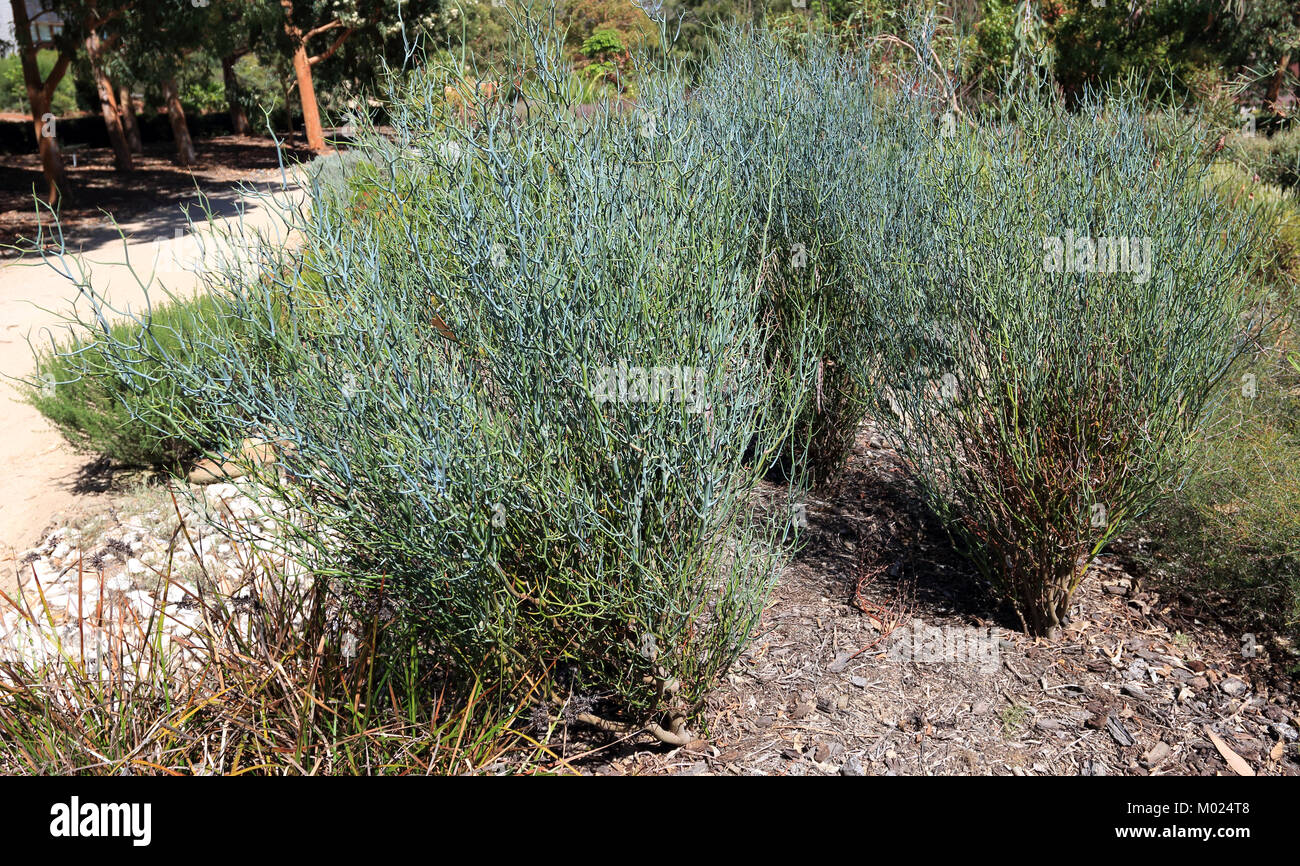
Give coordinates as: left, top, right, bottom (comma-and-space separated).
88, 7, 123, 31
308, 27, 354, 66
42, 54, 72, 101
304, 19, 345, 41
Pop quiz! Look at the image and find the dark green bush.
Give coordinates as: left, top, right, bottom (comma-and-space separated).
24, 293, 236, 471
1226, 125, 1300, 193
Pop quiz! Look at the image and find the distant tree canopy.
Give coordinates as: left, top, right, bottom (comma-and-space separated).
6, 0, 1298, 203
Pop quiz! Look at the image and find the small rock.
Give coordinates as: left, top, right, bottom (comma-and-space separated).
126, 558, 146, 575
41, 586, 69, 608
1270, 722, 1299, 742
1221, 678, 1249, 697
125, 590, 154, 617
840, 755, 865, 777
1122, 683, 1148, 700
1142, 741, 1172, 767
1189, 676, 1209, 691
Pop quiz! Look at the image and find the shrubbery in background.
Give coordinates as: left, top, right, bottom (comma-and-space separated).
1135, 153, 1300, 664
1226, 125, 1300, 193
1206, 159, 1300, 296
0, 49, 79, 116
1152, 339, 1300, 668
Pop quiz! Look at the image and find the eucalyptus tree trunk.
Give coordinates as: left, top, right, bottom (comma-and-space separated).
10, 0, 70, 203
86, 33, 133, 172
280, 1, 352, 153
162, 78, 198, 167
289, 42, 325, 151
222, 55, 252, 136
1266, 53, 1291, 108
119, 84, 143, 153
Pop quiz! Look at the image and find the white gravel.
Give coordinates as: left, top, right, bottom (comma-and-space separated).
0, 480, 312, 680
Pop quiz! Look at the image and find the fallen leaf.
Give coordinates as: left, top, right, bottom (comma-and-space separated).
1205, 727, 1255, 777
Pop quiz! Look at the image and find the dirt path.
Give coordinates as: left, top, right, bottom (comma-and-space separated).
0, 180, 298, 594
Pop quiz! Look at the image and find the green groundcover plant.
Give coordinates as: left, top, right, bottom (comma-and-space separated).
24, 292, 236, 471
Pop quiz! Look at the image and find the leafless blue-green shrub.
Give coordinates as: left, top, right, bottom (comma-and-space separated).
846, 90, 1270, 635
41, 16, 814, 742
690, 28, 938, 485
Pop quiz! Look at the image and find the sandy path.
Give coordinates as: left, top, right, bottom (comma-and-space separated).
1, 183, 299, 592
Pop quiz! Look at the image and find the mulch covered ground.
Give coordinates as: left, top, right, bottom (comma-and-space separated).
556, 423, 1300, 776
6, 133, 1295, 775
0, 135, 316, 253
